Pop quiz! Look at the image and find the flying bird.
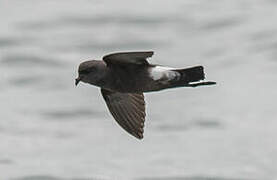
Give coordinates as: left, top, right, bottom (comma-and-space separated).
75, 51, 215, 139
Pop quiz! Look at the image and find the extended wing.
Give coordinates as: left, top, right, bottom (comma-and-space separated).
101, 88, 146, 139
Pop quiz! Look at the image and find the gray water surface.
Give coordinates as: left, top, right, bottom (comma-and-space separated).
1, 0, 277, 179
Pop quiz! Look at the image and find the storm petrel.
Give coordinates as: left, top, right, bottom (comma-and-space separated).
75, 51, 216, 139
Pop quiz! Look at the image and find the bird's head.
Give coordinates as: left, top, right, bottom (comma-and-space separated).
75, 60, 103, 86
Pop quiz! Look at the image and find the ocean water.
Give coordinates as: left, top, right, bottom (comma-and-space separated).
1, 0, 277, 179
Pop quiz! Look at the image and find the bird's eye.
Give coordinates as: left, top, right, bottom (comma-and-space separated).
79, 69, 90, 74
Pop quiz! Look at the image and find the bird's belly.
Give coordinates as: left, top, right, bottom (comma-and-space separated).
102, 71, 152, 93
104, 71, 170, 93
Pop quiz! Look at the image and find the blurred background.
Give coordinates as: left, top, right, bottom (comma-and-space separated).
1, 0, 277, 180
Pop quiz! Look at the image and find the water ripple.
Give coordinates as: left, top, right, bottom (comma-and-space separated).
199, 17, 244, 31
0, 158, 14, 165
1, 54, 63, 68
8, 76, 43, 87
18, 15, 178, 31
41, 109, 105, 120
72, 41, 164, 53
138, 176, 251, 180
0, 37, 35, 48
155, 118, 222, 132
12, 175, 101, 180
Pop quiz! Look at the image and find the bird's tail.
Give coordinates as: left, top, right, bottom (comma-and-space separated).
171, 66, 216, 88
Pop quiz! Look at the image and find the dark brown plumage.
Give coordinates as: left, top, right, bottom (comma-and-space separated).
76, 51, 216, 139
101, 89, 145, 139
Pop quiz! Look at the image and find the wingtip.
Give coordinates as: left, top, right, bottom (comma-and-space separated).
135, 132, 144, 140
137, 135, 144, 140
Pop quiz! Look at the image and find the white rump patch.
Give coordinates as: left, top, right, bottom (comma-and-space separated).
149, 66, 179, 81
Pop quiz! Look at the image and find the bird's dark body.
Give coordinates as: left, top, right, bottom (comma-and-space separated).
106, 65, 153, 93
76, 51, 216, 139
98, 63, 164, 93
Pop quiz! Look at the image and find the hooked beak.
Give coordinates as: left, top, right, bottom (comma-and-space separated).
75, 77, 81, 86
